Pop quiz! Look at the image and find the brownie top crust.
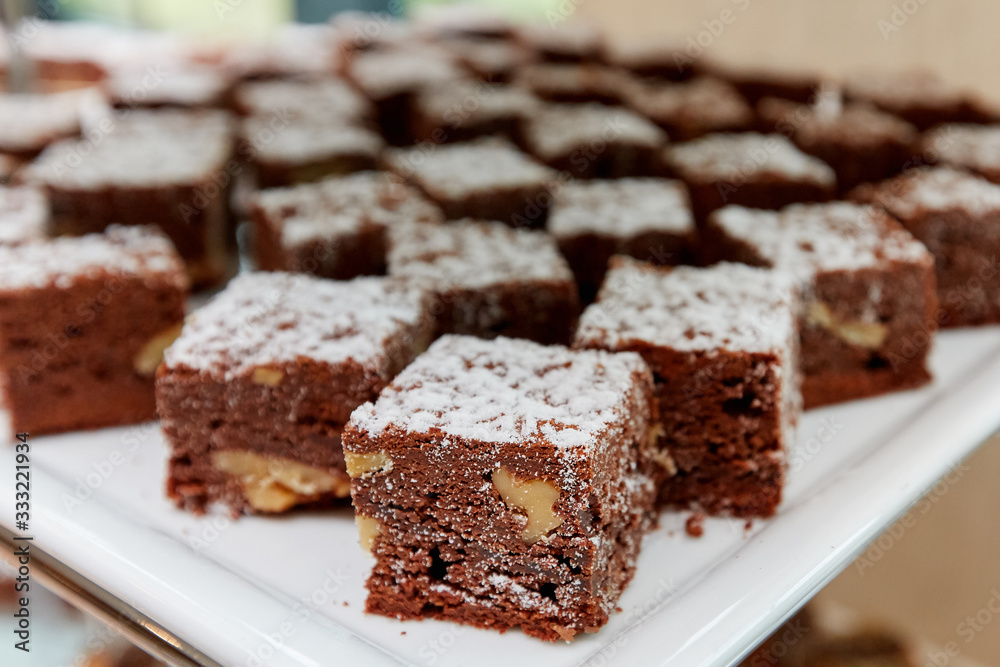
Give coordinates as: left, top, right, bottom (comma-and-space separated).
386, 138, 555, 198
861, 166, 1000, 219
575, 257, 797, 354
244, 117, 384, 164
26, 110, 234, 188
223, 23, 340, 79
388, 219, 573, 289
713, 202, 931, 273
626, 77, 754, 128
0, 91, 86, 153
235, 78, 373, 122
0, 186, 49, 245
253, 173, 441, 245
417, 81, 540, 122
845, 70, 997, 116
349, 47, 467, 100
758, 96, 917, 148
665, 132, 836, 185
548, 178, 693, 238
524, 103, 666, 159
924, 124, 1000, 176
0, 225, 186, 291
108, 65, 231, 108
347, 334, 650, 450
163, 272, 430, 379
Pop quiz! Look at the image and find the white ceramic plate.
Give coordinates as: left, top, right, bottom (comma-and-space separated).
2, 327, 999, 667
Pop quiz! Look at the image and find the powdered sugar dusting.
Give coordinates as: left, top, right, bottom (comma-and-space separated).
246, 117, 384, 164
235, 78, 373, 123
0, 186, 48, 244
872, 166, 1000, 219
548, 178, 693, 238
348, 335, 649, 451
665, 132, 835, 185
525, 103, 666, 161
0, 91, 86, 153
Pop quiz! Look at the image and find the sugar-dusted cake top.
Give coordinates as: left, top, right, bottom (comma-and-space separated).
923, 125, 1000, 177
664, 132, 836, 185
108, 65, 231, 108
417, 81, 540, 124
548, 178, 694, 238
245, 117, 384, 164
713, 202, 931, 274
0, 91, 86, 153
254, 172, 442, 246
223, 23, 340, 79
627, 77, 753, 130
860, 166, 1000, 219
0, 186, 48, 245
235, 77, 373, 123
25, 109, 233, 188
349, 47, 466, 100
524, 103, 666, 159
757, 96, 916, 148
575, 258, 797, 354
845, 70, 991, 113
164, 272, 430, 379
389, 219, 573, 290
517, 22, 604, 60
387, 138, 554, 198
348, 334, 650, 451
0, 225, 186, 291
440, 39, 533, 78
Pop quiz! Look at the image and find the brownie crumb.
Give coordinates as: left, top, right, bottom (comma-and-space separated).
685, 513, 705, 538
744, 519, 754, 531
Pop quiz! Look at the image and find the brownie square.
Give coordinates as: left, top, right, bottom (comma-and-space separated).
757, 97, 918, 193
0, 92, 85, 160
439, 38, 535, 83
844, 71, 1000, 131
701, 60, 819, 105
0, 186, 48, 245
0, 226, 188, 436
548, 178, 696, 300
387, 219, 578, 344
24, 109, 237, 288
222, 23, 340, 82
663, 132, 836, 224
411, 81, 540, 144
521, 103, 666, 179
385, 138, 556, 228
516, 22, 604, 63
850, 167, 1000, 327
513, 63, 635, 105
107, 65, 232, 110
343, 334, 657, 641
574, 258, 800, 517
412, 3, 516, 41
603, 37, 694, 81
157, 272, 434, 515
232, 77, 374, 125
252, 172, 442, 279
706, 202, 937, 408
242, 116, 384, 188
624, 77, 755, 140
922, 124, 1000, 185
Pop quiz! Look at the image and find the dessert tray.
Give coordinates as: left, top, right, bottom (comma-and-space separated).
1, 325, 999, 666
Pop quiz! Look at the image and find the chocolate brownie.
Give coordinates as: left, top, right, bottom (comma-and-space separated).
844, 70, 1000, 131
0, 226, 187, 436
521, 103, 666, 179
850, 167, 1000, 327
343, 334, 657, 641
222, 23, 340, 81
921, 123, 1000, 184
384, 138, 556, 228
548, 178, 696, 300
232, 77, 374, 125
158, 272, 434, 515
574, 258, 800, 517
706, 202, 937, 408
412, 3, 516, 42
387, 219, 578, 344
411, 81, 540, 144
602, 37, 694, 81
252, 172, 442, 279
513, 63, 635, 105
106, 65, 232, 110
0, 186, 48, 245
516, 22, 604, 63
624, 77, 755, 141
0, 92, 86, 160
757, 95, 918, 193
663, 132, 836, 224
702, 59, 819, 104
23, 109, 237, 288
21, 20, 124, 90
440, 38, 536, 83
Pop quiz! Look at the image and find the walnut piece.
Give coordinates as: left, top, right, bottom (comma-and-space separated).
212, 450, 349, 513
345, 451, 393, 478
356, 514, 381, 555
492, 467, 564, 544
252, 367, 284, 386
133, 322, 184, 376
807, 301, 888, 349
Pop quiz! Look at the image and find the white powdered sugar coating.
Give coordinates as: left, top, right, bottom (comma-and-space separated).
874, 167, 1000, 219
245, 117, 384, 164
924, 126, 1000, 178
387, 139, 554, 198
0, 91, 86, 153
235, 78, 372, 123
25, 110, 233, 188
108, 65, 230, 108
349, 47, 466, 100
627, 77, 752, 128
0, 226, 185, 291
164, 272, 430, 378
348, 334, 648, 450
575, 258, 797, 354
714, 202, 931, 275
0, 186, 48, 244
548, 178, 693, 238
417, 81, 540, 124
254, 173, 441, 246
525, 103, 666, 160
665, 132, 835, 185
223, 23, 340, 79
388, 219, 573, 290
845, 71, 981, 111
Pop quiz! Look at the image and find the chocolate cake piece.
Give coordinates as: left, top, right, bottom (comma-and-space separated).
0, 186, 48, 245
232, 77, 374, 125
516, 22, 604, 63
921, 123, 1000, 184
850, 167, 1000, 327
411, 81, 540, 144
623, 77, 755, 141
385, 138, 556, 228
222, 23, 340, 82
157, 272, 434, 515
412, 3, 516, 42
574, 258, 800, 517
844, 71, 1000, 131
252, 172, 442, 279
757, 95, 918, 193
521, 103, 666, 179
513, 63, 635, 105
706, 202, 937, 408
343, 334, 657, 641
387, 219, 578, 344
0, 226, 187, 436
440, 38, 536, 83
106, 65, 232, 110
0, 92, 86, 160
603, 37, 694, 81
701, 60, 819, 105
663, 132, 836, 223
548, 178, 696, 300
23, 109, 237, 288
